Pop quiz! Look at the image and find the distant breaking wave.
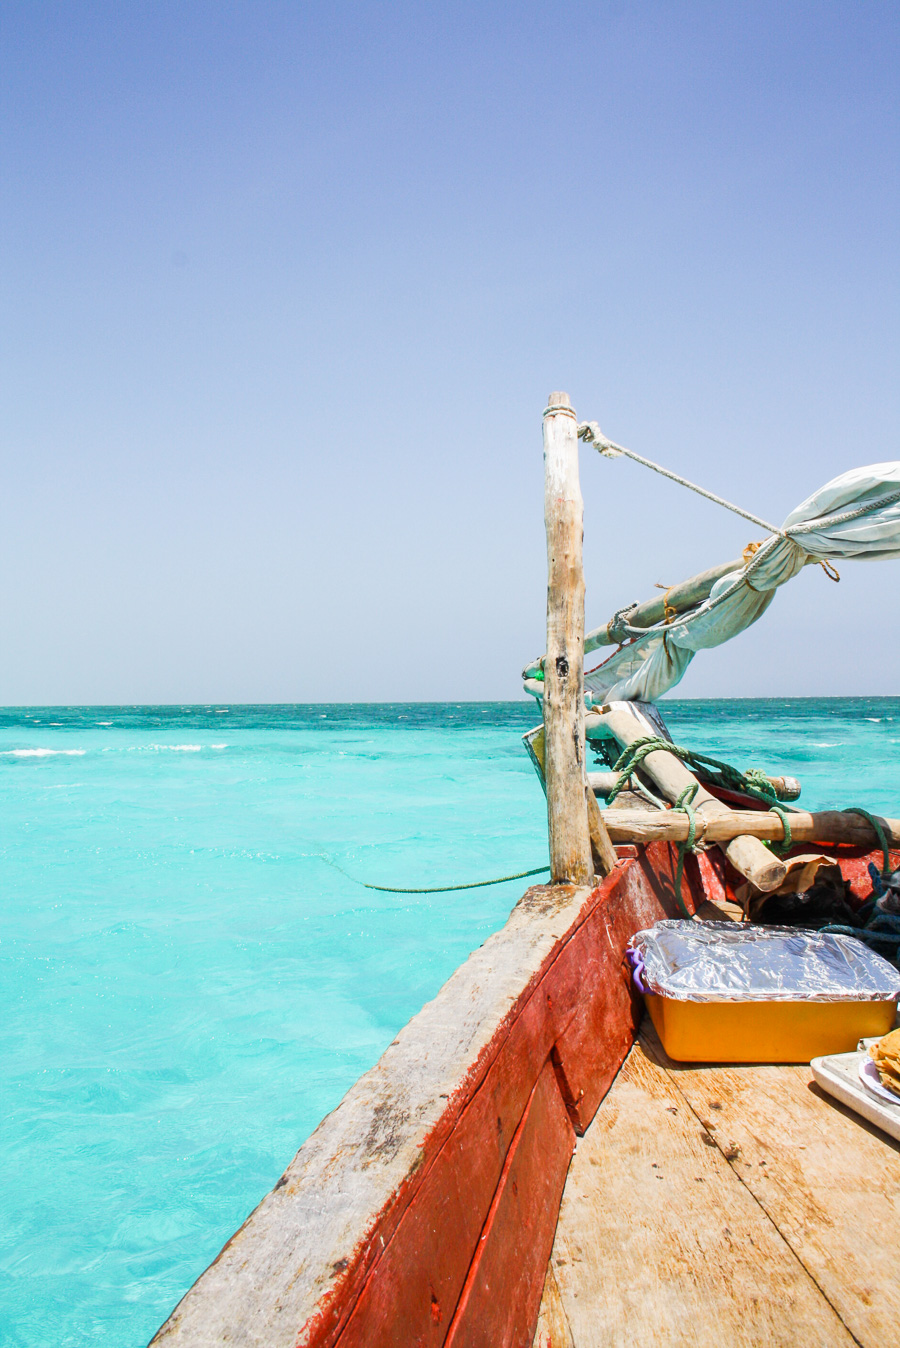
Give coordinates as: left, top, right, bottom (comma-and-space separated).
1, 748, 86, 757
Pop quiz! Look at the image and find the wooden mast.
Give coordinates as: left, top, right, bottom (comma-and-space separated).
543, 392, 594, 884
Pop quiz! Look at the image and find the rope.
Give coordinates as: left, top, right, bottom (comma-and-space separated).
587, 532, 786, 657
768, 803, 793, 854
671, 783, 699, 918
578, 423, 900, 546
362, 864, 550, 894
577, 422, 782, 536
604, 735, 782, 807
843, 807, 892, 878
820, 914, 900, 965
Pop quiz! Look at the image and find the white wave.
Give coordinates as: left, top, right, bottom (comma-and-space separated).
97, 721, 113, 726
1, 748, 86, 757
211, 744, 227, 749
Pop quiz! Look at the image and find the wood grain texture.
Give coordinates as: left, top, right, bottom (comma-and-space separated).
647, 1029, 900, 1348
445, 1058, 575, 1347
545, 1041, 854, 1346
532, 1264, 575, 1348
585, 782, 617, 877
543, 392, 592, 885
599, 807, 900, 850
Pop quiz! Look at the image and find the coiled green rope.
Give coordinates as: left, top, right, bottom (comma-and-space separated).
604, 735, 783, 807
604, 734, 801, 856
768, 804, 793, 855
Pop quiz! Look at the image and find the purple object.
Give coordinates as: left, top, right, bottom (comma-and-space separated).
626, 946, 649, 994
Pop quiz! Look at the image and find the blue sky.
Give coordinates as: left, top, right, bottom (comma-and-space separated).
2, 1, 898, 701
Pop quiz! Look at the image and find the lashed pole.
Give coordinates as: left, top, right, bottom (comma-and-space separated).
542, 392, 596, 884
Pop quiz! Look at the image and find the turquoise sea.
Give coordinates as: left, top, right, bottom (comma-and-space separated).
2, 699, 898, 1346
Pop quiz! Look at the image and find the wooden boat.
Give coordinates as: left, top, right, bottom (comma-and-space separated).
152, 395, 900, 1346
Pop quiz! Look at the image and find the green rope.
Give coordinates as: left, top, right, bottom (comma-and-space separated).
362, 864, 551, 894
768, 803, 793, 855
671, 783, 698, 917
843, 807, 892, 879
605, 736, 782, 807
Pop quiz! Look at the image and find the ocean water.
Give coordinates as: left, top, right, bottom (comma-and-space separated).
1, 699, 898, 1346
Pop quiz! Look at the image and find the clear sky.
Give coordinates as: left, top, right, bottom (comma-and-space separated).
2, 1, 898, 703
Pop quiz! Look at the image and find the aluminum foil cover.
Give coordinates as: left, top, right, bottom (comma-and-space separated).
628, 921, 900, 1003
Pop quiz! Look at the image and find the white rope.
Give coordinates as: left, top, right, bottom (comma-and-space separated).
577, 422, 782, 536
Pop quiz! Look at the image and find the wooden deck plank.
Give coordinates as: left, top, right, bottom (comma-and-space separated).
645, 1027, 900, 1348
539, 1041, 853, 1347
532, 1264, 574, 1348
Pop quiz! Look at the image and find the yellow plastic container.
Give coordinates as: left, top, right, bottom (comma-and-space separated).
646, 993, 898, 1064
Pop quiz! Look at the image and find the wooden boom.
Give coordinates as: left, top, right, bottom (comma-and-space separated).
584, 556, 744, 652
598, 807, 900, 849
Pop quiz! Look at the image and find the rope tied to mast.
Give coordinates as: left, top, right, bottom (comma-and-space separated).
578, 418, 900, 550
577, 421, 783, 536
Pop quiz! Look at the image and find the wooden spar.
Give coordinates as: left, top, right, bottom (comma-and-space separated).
586, 707, 788, 892
585, 782, 618, 876
584, 555, 744, 652
542, 392, 595, 884
597, 807, 900, 849
588, 768, 800, 802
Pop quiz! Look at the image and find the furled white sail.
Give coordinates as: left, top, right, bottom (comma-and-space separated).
580, 462, 900, 705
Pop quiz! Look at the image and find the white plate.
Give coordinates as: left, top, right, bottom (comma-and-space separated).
858, 1056, 900, 1105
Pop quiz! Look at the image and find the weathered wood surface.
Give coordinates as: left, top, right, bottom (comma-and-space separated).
153, 849, 687, 1347
537, 1039, 855, 1346
587, 707, 787, 892
585, 781, 618, 876
532, 1264, 575, 1348
444, 1058, 574, 1347
543, 391, 592, 885
598, 805, 900, 850
584, 555, 744, 651
646, 1028, 900, 1348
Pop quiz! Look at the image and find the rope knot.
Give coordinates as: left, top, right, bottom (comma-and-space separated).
606, 602, 640, 645
578, 421, 623, 458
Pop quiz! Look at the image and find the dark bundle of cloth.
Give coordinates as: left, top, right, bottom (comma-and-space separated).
757, 865, 859, 931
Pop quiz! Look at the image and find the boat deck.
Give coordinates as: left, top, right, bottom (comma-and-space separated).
534, 1021, 900, 1347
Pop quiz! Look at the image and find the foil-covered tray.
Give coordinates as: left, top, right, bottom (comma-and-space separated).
627, 920, 900, 1003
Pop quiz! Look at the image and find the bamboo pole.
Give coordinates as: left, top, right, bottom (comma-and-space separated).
586, 708, 788, 891
543, 392, 594, 884
596, 807, 900, 849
